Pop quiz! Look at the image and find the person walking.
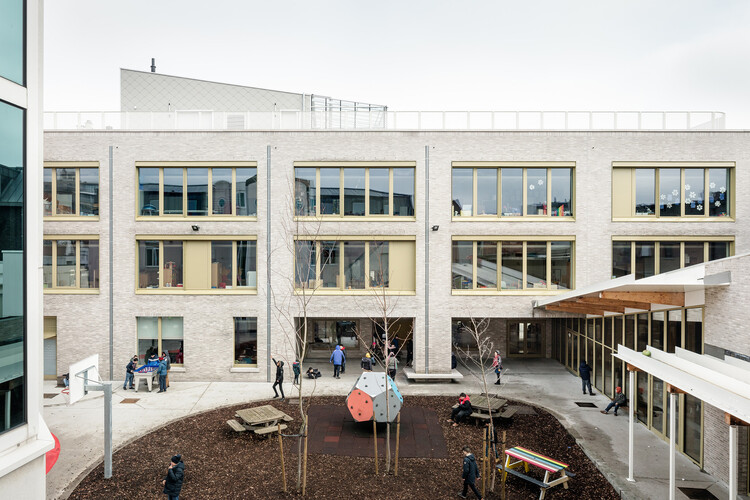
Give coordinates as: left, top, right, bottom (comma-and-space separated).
162, 351, 171, 388
123, 356, 136, 390
330, 345, 345, 378
162, 454, 184, 500
272, 358, 285, 401
157, 356, 168, 393
491, 350, 502, 385
601, 386, 627, 415
579, 360, 595, 395
387, 354, 398, 379
458, 446, 482, 499
292, 359, 300, 385
361, 352, 373, 371
406, 338, 413, 367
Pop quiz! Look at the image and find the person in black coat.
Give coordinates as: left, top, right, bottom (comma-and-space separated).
448, 393, 473, 427
459, 446, 482, 499
272, 358, 285, 401
162, 454, 184, 500
578, 360, 595, 395
292, 360, 300, 385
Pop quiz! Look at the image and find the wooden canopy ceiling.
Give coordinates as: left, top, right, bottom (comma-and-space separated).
544, 291, 685, 316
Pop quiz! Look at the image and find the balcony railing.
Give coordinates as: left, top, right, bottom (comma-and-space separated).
43, 110, 726, 131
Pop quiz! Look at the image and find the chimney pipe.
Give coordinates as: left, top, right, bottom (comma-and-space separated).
151, 58, 156, 73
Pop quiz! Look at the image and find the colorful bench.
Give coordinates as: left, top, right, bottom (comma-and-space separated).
500, 446, 572, 499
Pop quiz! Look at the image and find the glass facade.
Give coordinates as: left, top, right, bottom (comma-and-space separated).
613, 240, 733, 278
0, 0, 24, 85
234, 317, 258, 365
0, 99, 25, 433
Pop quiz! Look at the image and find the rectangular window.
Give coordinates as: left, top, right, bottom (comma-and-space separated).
137, 317, 184, 366
296, 239, 415, 292
138, 165, 257, 218
0, 0, 24, 85
138, 239, 256, 291
43, 165, 100, 217
614, 164, 733, 219
42, 238, 100, 291
454, 239, 574, 292
0, 99, 24, 433
612, 239, 734, 278
234, 318, 258, 366
294, 165, 415, 217
454, 165, 574, 218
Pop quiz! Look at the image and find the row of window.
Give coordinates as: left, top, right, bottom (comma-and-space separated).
43, 239, 99, 289
294, 166, 415, 217
451, 239, 574, 291
294, 239, 416, 291
137, 239, 257, 290
138, 166, 258, 217
452, 166, 573, 217
137, 316, 257, 367
612, 239, 732, 279
44, 164, 736, 222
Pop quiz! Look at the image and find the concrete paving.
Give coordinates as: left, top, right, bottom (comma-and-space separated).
43, 358, 735, 499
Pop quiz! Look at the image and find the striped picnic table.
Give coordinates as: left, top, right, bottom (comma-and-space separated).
501, 446, 572, 499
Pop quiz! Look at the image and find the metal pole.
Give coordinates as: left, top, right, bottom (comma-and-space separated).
108, 146, 114, 380
424, 145, 430, 373
729, 424, 738, 499
103, 382, 112, 479
669, 392, 677, 500
266, 146, 272, 381
628, 368, 635, 482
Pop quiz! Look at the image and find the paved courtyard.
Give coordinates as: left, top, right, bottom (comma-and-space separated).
43, 358, 731, 499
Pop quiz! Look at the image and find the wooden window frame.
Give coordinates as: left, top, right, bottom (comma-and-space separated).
43, 162, 100, 220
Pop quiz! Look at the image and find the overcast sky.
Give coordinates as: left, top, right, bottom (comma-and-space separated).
44, 1, 750, 128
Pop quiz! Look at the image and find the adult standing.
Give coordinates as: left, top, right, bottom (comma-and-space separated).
157, 356, 168, 393
123, 356, 136, 390
491, 350, 502, 385
162, 351, 171, 388
387, 354, 398, 380
406, 338, 413, 367
578, 360, 595, 395
329, 345, 345, 378
340, 346, 346, 374
272, 358, 285, 401
162, 454, 185, 500
292, 359, 300, 385
458, 446, 482, 499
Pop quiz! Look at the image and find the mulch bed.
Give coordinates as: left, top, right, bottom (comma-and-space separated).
70, 396, 618, 499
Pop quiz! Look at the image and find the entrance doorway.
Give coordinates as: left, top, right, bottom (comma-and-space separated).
507, 320, 544, 357
301, 318, 361, 359
44, 317, 57, 380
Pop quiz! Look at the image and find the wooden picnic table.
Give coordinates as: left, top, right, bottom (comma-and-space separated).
500, 446, 573, 500
469, 395, 507, 414
232, 405, 293, 436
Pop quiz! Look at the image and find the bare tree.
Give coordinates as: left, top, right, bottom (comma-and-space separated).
353, 243, 411, 475
267, 174, 333, 494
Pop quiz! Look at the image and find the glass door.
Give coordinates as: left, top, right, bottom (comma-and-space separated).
507, 320, 545, 357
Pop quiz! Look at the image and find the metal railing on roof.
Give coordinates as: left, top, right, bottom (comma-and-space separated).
43, 110, 726, 131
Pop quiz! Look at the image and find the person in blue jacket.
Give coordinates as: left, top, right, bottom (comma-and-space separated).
330, 345, 345, 379
157, 356, 168, 393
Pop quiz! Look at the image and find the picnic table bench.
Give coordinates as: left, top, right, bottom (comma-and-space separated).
453, 395, 511, 425
499, 446, 573, 500
227, 405, 293, 436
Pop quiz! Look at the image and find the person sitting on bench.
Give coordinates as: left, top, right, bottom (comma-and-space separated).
448, 393, 473, 427
600, 386, 627, 416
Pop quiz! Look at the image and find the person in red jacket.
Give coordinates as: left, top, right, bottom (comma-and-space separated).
447, 393, 473, 427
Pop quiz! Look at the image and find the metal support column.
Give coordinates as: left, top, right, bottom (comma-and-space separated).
669, 392, 677, 500
108, 146, 114, 380
266, 146, 272, 381
103, 383, 112, 478
628, 368, 635, 482
424, 146, 430, 373
729, 424, 738, 499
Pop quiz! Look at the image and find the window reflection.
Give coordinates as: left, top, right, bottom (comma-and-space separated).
369, 169, 389, 215
501, 169, 523, 216
452, 169, 473, 216
163, 168, 183, 215
635, 169, 655, 215
393, 168, 414, 216
187, 168, 208, 216
343, 168, 365, 216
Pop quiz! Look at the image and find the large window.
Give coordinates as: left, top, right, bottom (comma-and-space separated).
611, 239, 734, 279
137, 164, 257, 217
137, 317, 184, 366
452, 238, 574, 292
294, 239, 415, 292
43, 238, 99, 291
0, 0, 24, 85
43, 164, 99, 217
452, 164, 574, 218
137, 238, 256, 291
234, 318, 258, 366
294, 164, 415, 217
0, 99, 25, 433
613, 164, 733, 219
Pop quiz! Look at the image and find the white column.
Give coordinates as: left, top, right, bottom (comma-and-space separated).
729, 424, 738, 499
628, 368, 635, 482
669, 392, 677, 500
